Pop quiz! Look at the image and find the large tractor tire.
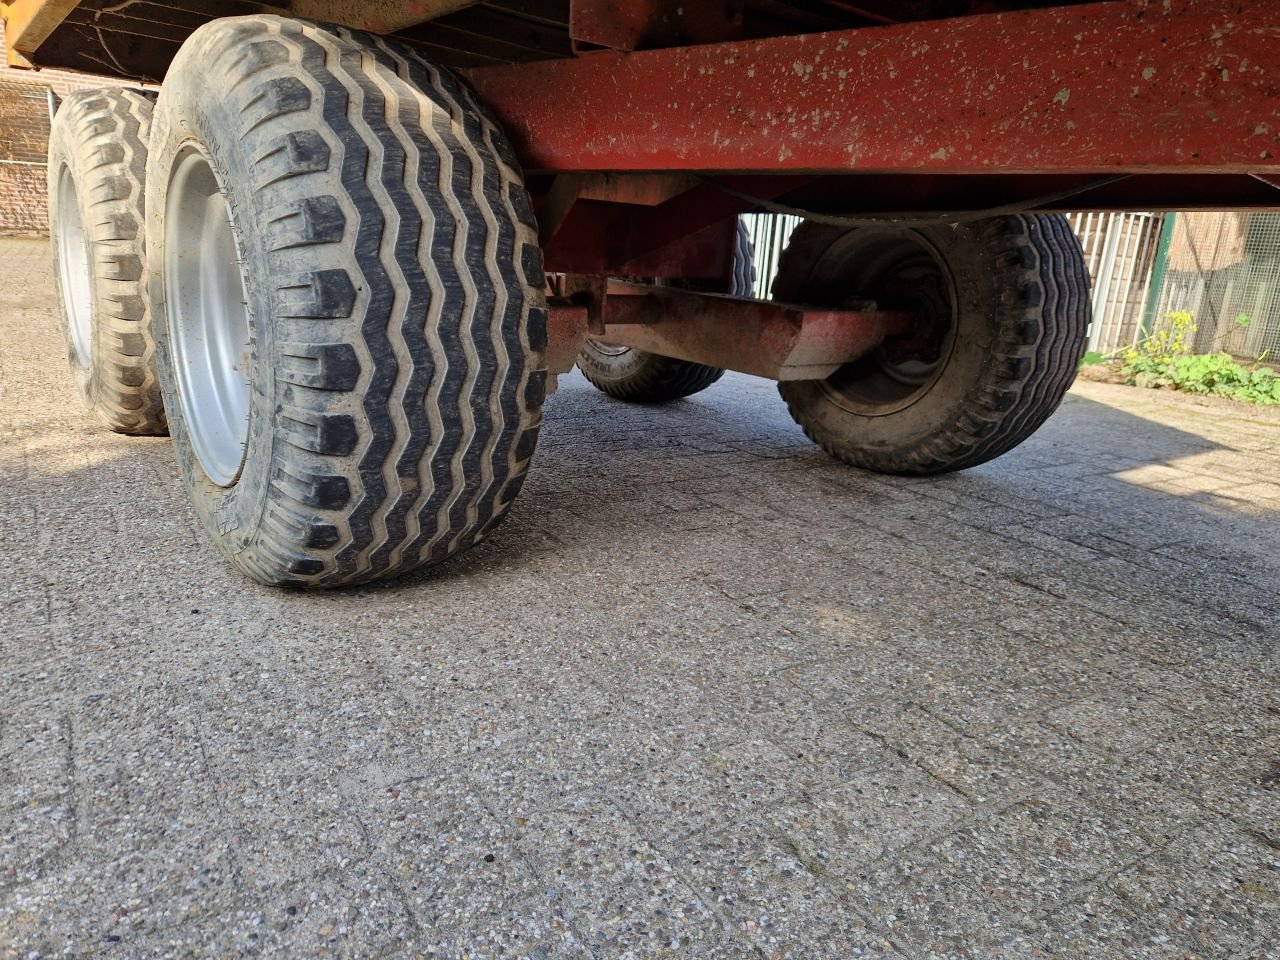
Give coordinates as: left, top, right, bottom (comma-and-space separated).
146, 16, 546, 588
47, 89, 165, 435
774, 214, 1088, 475
577, 219, 756, 403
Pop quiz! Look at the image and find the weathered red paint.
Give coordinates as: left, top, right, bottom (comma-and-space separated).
540, 176, 810, 275
464, 0, 1280, 176
547, 283, 913, 381
544, 303, 590, 379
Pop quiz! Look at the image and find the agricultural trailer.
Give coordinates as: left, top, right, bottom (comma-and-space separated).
4, 0, 1277, 587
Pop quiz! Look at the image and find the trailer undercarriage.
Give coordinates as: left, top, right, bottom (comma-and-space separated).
6, 0, 1277, 585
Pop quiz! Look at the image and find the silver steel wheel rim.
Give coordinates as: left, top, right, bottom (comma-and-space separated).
55, 166, 93, 366
164, 145, 251, 487
589, 341, 633, 358
815, 235, 958, 419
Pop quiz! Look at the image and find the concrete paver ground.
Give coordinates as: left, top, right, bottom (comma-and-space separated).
0, 236, 1277, 959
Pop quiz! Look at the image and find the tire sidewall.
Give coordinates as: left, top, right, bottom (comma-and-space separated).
780, 221, 1012, 458
148, 56, 276, 560
576, 341, 649, 384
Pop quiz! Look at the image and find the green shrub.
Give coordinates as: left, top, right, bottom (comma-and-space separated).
1118, 311, 1280, 405
1079, 350, 1107, 368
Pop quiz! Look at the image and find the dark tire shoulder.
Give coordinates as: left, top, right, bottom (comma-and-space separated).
48, 88, 165, 435
777, 214, 1088, 475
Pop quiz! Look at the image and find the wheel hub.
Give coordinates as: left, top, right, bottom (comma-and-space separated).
55, 166, 93, 367
164, 146, 252, 488
814, 234, 958, 415
875, 270, 951, 386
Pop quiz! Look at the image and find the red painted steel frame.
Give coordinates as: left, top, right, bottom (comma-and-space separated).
539, 175, 812, 276
463, 0, 1279, 176
598, 283, 913, 381
545, 284, 913, 381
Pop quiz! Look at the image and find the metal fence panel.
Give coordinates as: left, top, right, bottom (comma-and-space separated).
1066, 211, 1164, 354
1147, 213, 1280, 360
742, 213, 802, 300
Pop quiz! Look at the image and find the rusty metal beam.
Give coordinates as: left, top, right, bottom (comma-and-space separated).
1, 0, 80, 65
599, 284, 912, 380
288, 0, 481, 34
464, 0, 1280, 176
545, 304, 589, 386
547, 283, 912, 382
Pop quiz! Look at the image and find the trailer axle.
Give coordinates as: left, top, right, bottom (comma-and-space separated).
546, 281, 913, 386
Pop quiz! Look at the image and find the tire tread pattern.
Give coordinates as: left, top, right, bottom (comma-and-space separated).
777, 214, 1087, 475
48, 89, 165, 435
151, 16, 544, 587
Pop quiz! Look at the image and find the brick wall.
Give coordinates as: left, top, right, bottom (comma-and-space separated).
0, 22, 148, 236
0, 74, 49, 234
